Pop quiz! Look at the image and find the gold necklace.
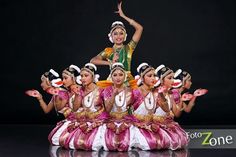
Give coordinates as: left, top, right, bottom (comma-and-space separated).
141, 86, 155, 113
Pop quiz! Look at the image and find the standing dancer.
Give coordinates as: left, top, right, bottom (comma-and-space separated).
90, 2, 143, 85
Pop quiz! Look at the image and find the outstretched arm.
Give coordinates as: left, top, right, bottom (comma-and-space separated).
115, 2, 143, 43
184, 96, 197, 113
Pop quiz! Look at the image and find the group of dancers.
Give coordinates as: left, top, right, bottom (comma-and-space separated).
26, 2, 207, 152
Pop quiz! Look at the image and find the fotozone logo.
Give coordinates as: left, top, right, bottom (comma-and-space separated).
185, 129, 236, 148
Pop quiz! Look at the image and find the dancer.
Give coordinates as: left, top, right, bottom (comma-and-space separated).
65, 63, 108, 151
90, 2, 143, 83
101, 63, 136, 151
48, 64, 81, 145
26, 69, 64, 114
172, 69, 208, 116
153, 65, 189, 150
131, 63, 171, 150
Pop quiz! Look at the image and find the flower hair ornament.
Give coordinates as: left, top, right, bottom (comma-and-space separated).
63, 64, 81, 85
107, 62, 127, 82
135, 63, 155, 86
173, 69, 191, 88
81, 63, 100, 83
155, 64, 173, 86
108, 21, 127, 43
172, 69, 183, 88
42, 69, 63, 88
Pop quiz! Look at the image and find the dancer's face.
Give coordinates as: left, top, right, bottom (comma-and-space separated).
80, 70, 93, 86
40, 78, 51, 91
184, 77, 192, 89
163, 72, 174, 88
111, 28, 126, 45
143, 70, 156, 87
62, 73, 74, 88
111, 69, 125, 86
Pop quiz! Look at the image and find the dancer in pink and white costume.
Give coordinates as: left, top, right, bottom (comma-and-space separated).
66, 63, 109, 151
48, 65, 82, 146
131, 63, 171, 150
100, 63, 136, 151
153, 65, 189, 150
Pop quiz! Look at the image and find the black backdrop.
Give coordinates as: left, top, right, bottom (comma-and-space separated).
2, 0, 236, 125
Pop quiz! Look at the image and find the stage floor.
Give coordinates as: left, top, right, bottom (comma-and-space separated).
0, 125, 235, 157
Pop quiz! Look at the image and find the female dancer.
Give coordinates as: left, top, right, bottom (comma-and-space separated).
153, 65, 189, 150
101, 63, 136, 151
65, 63, 108, 151
131, 63, 171, 150
48, 64, 81, 146
26, 69, 64, 114
90, 2, 143, 82
172, 69, 208, 116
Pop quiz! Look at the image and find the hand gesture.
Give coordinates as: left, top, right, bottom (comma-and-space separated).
112, 52, 119, 62
70, 84, 80, 94
181, 93, 194, 101
194, 88, 208, 97
25, 89, 42, 99
46, 87, 59, 95
158, 86, 167, 93
113, 88, 120, 96
114, 2, 125, 17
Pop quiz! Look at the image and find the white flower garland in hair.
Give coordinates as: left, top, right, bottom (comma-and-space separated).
94, 74, 100, 83
69, 64, 80, 74
51, 78, 63, 87
134, 75, 142, 86
76, 75, 82, 85
174, 69, 182, 78
173, 69, 183, 88
154, 76, 160, 87
155, 64, 165, 75
49, 69, 59, 77
137, 63, 148, 73
172, 79, 182, 88
108, 21, 127, 43
85, 63, 97, 71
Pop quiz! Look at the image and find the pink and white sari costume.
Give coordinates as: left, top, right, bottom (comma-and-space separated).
132, 89, 171, 150
48, 89, 76, 146
153, 93, 189, 150
67, 87, 109, 151
100, 86, 136, 151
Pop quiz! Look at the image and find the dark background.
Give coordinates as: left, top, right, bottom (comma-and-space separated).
2, 0, 236, 125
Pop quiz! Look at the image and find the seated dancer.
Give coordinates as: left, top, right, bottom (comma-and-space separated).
100, 63, 136, 151
64, 63, 108, 151
153, 65, 189, 150
131, 63, 171, 150
48, 64, 82, 146
90, 2, 143, 86
172, 69, 208, 117
26, 69, 64, 114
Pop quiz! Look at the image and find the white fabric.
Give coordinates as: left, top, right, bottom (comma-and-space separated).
51, 120, 71, 145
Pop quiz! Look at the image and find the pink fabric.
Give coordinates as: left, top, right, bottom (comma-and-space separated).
105, 125, 130, 151
131, 89, 143, 110
171, 89, 181, 104
48, 120, 65, 144
73, 127, 99, 150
